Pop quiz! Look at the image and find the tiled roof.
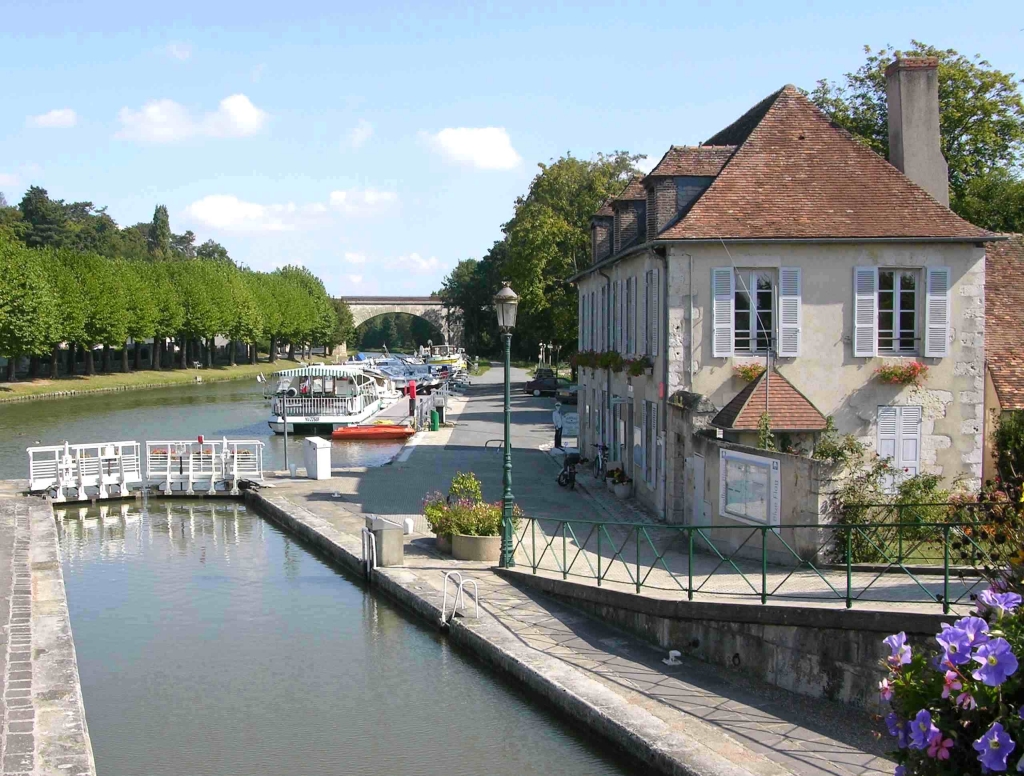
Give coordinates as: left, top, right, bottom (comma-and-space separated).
986, 235, 1024, 410
593, 199, 614, 218
644, 145, 737, 179
712, 369, 827, 431
660, 85, 993, 241
612, 176, 647, 202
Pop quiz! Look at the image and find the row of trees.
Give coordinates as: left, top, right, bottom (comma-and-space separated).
0, 188, 353, 381
355, 312, 442, 352
440, 42, 1024, 360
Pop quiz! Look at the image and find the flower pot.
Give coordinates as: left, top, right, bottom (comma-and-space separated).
614, 482, 631, 499
434, 534, 452, 554
452, 533, 501, 562
644, 367, 653, 376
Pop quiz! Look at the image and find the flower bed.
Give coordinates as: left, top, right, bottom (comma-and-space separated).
879, 586, 1024, 773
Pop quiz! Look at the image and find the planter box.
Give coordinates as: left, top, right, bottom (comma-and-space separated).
435, 534, 452, 554
452, 534, 501, 562
614, 482, 631, 499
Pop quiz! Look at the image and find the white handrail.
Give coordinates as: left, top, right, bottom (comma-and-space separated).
361, 527, 377, 577
441, 571, 479, 625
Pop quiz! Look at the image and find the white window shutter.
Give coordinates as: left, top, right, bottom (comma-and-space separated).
778, 267, 801, 357
641, 271, 649, 356
877, 406, 898, 462
898, 405, 922, 477
640, 401, 648, 473
854, 267, 878, 358
712, 267, 734, 357
925, 267, 951, 357
651, 267, 660, 354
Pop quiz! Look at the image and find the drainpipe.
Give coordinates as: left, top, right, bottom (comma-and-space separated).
654, 247, 669, 521
598, 268, 613, 458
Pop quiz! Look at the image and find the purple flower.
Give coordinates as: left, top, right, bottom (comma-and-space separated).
979, 589, 1022, 618
886, 713, 909, 749
909, 709, 939, 750
953, 615, 991, 647
937, 625, 973, 666
973, 721, 1016, 772
894, 767, 905, 776
973, 638, 1019, 687
884, 632, 911, 668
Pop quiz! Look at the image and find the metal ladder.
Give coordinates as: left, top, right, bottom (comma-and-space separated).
361, 527, 377, 578
440, 571, 479, 628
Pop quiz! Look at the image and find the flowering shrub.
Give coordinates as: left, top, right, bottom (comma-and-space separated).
626, 356, 653, 377
571, 350, 597, 369
880, 586, 1024, 774
610, 468, 631, 485
876, 361, 930, 386
734, 362, 766, 382
421, 471, 521, 538
597, 350, 624, 372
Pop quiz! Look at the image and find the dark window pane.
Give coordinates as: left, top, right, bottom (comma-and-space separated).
879, 311, 894, 331
900, 273, 916, 291
735, 292, 750, 311
879, 337, 894, 352
879, 291, 894, 311
900, 291, 915, 312
900, 311, 915, 331
879, 271, 894, 291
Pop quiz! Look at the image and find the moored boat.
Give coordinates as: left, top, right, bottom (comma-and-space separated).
330, 425, 416, 441
267, 365, 399, 434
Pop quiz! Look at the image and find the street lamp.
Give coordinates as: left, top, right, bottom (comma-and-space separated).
547, 341, 554, 370
494, 282, 519, 568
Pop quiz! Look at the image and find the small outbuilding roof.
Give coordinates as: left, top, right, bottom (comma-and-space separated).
711, 369, 827, 432
986, 234, 1024, 410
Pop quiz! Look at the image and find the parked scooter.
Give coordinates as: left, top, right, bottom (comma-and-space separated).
557, 452, 580, 490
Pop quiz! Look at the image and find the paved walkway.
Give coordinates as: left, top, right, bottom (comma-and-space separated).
264, 366, 893, 776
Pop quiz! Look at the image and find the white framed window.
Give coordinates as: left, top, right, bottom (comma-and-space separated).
878, 269, 918, 355
718, 448, 781, 529
625, 278, 633, 354
854, 267, 950, 358
644, 268, 660, 357
612, 281, 619, 351
713, 267, 801, 358
599, 285, 607, 351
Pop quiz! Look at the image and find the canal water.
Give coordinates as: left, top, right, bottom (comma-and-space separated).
0, 380, 404, 480
57, 500, 634, 776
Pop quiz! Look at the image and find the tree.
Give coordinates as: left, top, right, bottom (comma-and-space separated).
171, 230, 197, 259
954, 168, 1024, 233
224, 268, 264, 365
196, 239, 232, 265
120, 261, 159, 371
329, 298, 355, 354
810, 41, 1024, 220
47, 250, 88, 377
0, 236, 58, 380
148, 263, 184, 369
147, 205, 172, 260
68, 253, 129, 374
18, 186, 67, 248
500, 152, 641, 357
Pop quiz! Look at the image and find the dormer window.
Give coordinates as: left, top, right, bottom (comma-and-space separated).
676, 176, 716, 214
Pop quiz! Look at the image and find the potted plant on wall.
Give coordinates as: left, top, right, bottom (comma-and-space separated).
611, 468, 632, 499
421, 472, 522, 562
875, 360, 929, 386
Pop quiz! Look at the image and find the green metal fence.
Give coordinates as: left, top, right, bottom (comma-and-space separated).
510, 507, 1004, 613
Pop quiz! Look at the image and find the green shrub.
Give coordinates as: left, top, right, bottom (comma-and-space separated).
448, 471, 482, 503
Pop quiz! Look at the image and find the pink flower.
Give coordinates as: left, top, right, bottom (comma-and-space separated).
956, 692, 977, 711
927, 730, 954, 760
942, 670, 963, 699
879, 678, 894, 701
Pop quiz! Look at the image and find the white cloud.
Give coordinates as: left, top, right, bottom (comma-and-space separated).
329, 188, 397, 216
115, 94, 268, 143
0, 173, 18, 187
165, 42, 192, 61
346, 119, 373, 149
635, 155, 658, 174
26, 108, 77, 129
348, 274, 363, 284
344, 252, 367, 264
386, 253, 441, 273
184, 189, 397, 232
426, 127, 520, 170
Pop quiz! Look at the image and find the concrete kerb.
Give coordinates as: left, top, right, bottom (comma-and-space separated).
27, 499, 97, 776
245, 490, 771, 776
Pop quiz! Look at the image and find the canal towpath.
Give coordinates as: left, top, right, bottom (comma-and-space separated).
252, 365, 893, 776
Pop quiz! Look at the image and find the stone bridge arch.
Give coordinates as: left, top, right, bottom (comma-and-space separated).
338, 296, 462, 346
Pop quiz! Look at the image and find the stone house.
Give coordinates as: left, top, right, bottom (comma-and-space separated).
570, 57, 1001, 522
983, 234, 1024, 482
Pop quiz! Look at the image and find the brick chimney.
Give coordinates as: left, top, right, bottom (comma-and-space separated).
885, 56, 949, 206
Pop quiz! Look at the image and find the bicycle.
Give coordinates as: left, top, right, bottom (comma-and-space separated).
592, 444, 609, 480
556, 452, 580, 490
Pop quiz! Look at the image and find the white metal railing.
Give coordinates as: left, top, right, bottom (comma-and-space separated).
27, 441, 142, 502
145, 438, 264, 495
440, 571, 479, 627
275, 396, 373, 418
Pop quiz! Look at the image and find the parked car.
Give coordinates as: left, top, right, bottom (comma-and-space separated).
555, 382, 578, 405
534, 367, 555, 380
524, 376, 572, 397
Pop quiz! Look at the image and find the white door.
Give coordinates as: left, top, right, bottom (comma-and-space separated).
877, 405, 922, 486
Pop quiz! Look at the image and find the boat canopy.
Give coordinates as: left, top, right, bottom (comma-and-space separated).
271, 365, 370, 378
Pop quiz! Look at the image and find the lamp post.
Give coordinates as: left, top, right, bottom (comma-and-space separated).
548, 341, 555, 372
494, 282, 519, 568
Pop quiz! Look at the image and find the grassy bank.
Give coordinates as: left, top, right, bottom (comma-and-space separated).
469, 363, 491, 377
0, 362, 274, 402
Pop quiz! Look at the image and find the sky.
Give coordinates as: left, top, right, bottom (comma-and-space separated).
1, 0, 1022, 296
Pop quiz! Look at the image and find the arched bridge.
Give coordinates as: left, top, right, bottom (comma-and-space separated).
338, 296, 461, 346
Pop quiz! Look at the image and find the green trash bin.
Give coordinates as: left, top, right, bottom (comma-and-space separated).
430, 409, 440, 432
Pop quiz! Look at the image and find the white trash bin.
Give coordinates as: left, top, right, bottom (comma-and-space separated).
303, 437, 332, 480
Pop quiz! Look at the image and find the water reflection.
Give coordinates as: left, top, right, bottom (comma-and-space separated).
58, 499, 633, 776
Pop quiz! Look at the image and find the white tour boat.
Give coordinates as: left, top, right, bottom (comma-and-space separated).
267, 365, 399, 434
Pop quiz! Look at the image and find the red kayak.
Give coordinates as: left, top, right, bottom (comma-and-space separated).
331, 425, 415, 441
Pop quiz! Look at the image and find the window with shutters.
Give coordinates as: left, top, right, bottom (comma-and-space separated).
644, 269, 659, 357
877, 405, 923, 492
878, 270, 919, 355
734, 270, 775, 355
625, 278, 633, 354
644, 400, 657, 485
